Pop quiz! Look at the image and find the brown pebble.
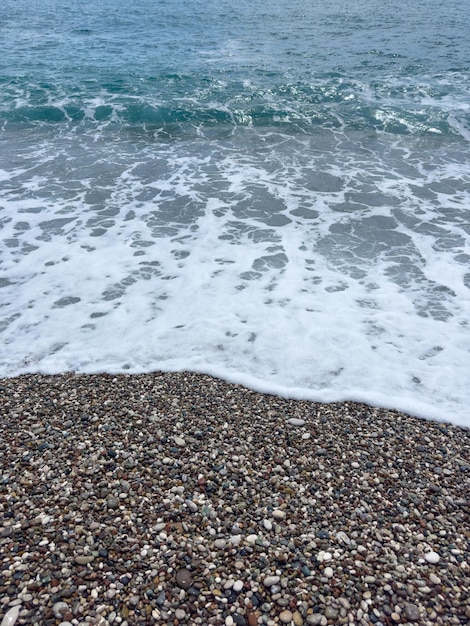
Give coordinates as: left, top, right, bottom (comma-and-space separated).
247, 610, 259, 626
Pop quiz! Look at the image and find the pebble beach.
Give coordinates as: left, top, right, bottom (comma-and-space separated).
0, 371, 469, 626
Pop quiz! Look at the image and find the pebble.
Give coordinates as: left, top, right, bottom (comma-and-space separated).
404, 604, 421, 621
52, 602, 69, 618
1, 606, 20, 626
287, 418, 306, 426
174, 436, 185, 447
0, 371, 468, 626
175, 568, 192, 590
75, 555, 94, 565
425, 551, 440, 564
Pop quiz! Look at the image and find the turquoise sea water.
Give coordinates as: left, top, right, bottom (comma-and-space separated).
1, 0, 469, 425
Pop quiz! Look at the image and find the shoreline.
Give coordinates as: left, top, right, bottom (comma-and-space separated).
1, 371, 469, 625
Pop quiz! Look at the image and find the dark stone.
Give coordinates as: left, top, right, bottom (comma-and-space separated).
316, 530, 330, 539
175, 568, 192, 590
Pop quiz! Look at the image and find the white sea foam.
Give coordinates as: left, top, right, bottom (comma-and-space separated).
1, 125, 469, 428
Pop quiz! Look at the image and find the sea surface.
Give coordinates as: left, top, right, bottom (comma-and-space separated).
1, 0, 469, 427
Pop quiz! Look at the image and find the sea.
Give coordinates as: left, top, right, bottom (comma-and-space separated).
1, 0, 469, 427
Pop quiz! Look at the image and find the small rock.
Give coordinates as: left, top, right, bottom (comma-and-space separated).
75, 555, 94, 565
185, 499, 198, 513
175, 568, 192, 590
324, 606, 338, 619
404, 604, 421, 621
214, 539, 227, 549
287, 418, 305, 426
263, 575, 281, 587
174, 436, 185, 447
263, 519, 273, 531
175, 608, 186, 620
52, 602, 69, 618
323, 566, 334, 578
106, 496, 119, 509
247, 612, 259, 626
306, 616, 323, 625
233, 580, 244, 593
279, 610, 293, 624
425, 551, 440, 564
1, 606, 20, 626
292, 610, 304, 625
272, 509, 286, 520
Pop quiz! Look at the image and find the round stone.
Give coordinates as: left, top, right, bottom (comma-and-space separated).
175, 608, 186, 620
52, 602, 69, 618
174, 436, 185, 447
324, 607, 338, 619
272, 509, 286, 520
233, 580, 244, 592
279, 610, 293, 624
323, 566, 334, 578
404, 604, 421, 621
175, 568, 192, 590
263, 575, 280, 587
425, 551, 440, 564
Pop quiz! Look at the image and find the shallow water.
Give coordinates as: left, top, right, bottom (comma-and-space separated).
1, 0, 469, 426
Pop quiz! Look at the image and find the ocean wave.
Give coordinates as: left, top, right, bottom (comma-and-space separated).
0, 77, 470, 140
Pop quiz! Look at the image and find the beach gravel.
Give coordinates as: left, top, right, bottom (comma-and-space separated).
0, 371, 469, 625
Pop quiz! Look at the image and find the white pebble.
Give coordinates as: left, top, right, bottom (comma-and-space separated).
324, 566, 334, 578
263, 575, 280, 587
287, 418, 305, 426
1, 606, 20, 626
233, 580, 244, 592
272, 509, 286, 520
263, 519, 273, 531
174, 436, 185, 447
229, 535, 241, 546
425, 551, 440, 564
225, 616, 234, 626
245, 534, 258, 544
